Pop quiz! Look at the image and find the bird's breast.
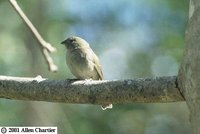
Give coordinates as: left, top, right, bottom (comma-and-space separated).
66, 49, 98, 79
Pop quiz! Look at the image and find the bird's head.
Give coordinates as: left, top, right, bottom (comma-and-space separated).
61, 36, 89, 51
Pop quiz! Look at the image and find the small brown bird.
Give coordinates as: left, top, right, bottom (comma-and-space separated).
61, 36, 112, 110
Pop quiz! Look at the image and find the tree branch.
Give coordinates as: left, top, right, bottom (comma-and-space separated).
8, 0, 58, 72
0, 75, 184, 105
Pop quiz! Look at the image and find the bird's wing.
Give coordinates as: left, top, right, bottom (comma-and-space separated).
92, 52, 104, 80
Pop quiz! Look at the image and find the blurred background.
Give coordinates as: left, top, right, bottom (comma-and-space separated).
0, 0, 190, 134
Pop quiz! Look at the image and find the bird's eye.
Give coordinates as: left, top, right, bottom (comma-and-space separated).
69, 38, 75, 43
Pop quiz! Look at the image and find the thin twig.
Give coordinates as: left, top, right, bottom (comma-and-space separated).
8, 0, 58, 72
8, 0, 55, 52
42, 49, 58, 72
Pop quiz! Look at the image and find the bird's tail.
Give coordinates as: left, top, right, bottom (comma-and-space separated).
101, 104, 113, 110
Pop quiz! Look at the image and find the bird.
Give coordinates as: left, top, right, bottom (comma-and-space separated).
61, 36, 113, 110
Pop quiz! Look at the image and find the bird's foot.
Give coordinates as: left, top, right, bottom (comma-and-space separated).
101, 104, 113, 110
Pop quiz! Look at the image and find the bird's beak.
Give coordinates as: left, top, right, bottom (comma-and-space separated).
61, 40, 66, 45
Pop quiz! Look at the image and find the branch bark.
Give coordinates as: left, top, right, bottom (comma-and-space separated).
0, 75, 184, 104
178, 0, 200, 133
8, 0, 58, 72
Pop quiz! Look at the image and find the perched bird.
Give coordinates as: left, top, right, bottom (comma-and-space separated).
61, 36, 112, 110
